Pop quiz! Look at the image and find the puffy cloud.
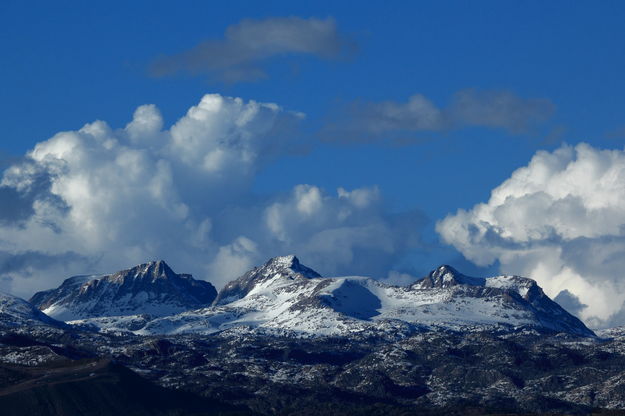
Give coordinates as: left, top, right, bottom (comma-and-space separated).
0, 250, 90, 294
208, 237, 259, 284
150, 16, 355, 83
323, 89, 554, 143
381, 270, 418, 287
554, 289, 587, 317
261, 185, 424, 278
437, 143, 625, 328
0, 93, 422, 295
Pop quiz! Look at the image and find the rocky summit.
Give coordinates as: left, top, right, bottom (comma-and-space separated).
133, 258, 593, 338
4, 256, 625, 415
29, 260, 217, 321
212, 255, 322, 306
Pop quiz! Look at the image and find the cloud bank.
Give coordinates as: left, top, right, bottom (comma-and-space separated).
150, 16, 354, 83
324, 89, 555, 143
437, 143, 625, 328
0, 94, 422, 297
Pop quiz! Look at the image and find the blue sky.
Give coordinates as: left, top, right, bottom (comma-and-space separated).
2, 1, 625, 326
3, 1, 624, 210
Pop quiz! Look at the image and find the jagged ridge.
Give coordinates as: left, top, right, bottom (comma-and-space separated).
212, 255, 321, 306
27, 257, 594, 338
138, 258, 595, 338
29, 261, 217, 321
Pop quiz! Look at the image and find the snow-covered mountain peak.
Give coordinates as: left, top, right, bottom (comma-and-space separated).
267, 254, 299, 268
418, 264, 465, 288
413, 264, 486, 288
433, 264, 459, 276
29, 261, 217, 321
110, 260, 176, 282
139, 260, 595, 338
484, 274, 539, 300
24, 257, 594, 339
212, 255, 321, 306
413, 265, 539, 299
262, 255, 321, 277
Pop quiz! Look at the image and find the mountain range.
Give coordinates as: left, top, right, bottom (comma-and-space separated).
26, 255, 593, 338
5, 256, 625, 415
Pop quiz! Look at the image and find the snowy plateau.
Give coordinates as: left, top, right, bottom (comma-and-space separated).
2, 256, 625, 415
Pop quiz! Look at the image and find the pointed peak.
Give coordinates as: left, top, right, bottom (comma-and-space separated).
266, 255, 299, 268
145, 260, 176, 279
150, 259, 173, 273
262, 255, 321, 278
428, 265, 464, 282
412, 264, 475, 289
212, 255, 321, 306
143, 259, 169, 267
110, 260, 178, 282
427, 265, 463, 288
432, 264, 460, 276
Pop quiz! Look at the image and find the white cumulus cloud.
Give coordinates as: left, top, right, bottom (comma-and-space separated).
0, 94, 421, 296
437, 143, 625, 328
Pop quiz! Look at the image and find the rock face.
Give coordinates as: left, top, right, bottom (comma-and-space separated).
138, 258, 594, 338
212, 255, 321, 306
29, 261, 217, 321
411, 265, 595, 337
26, 257, 593, 339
